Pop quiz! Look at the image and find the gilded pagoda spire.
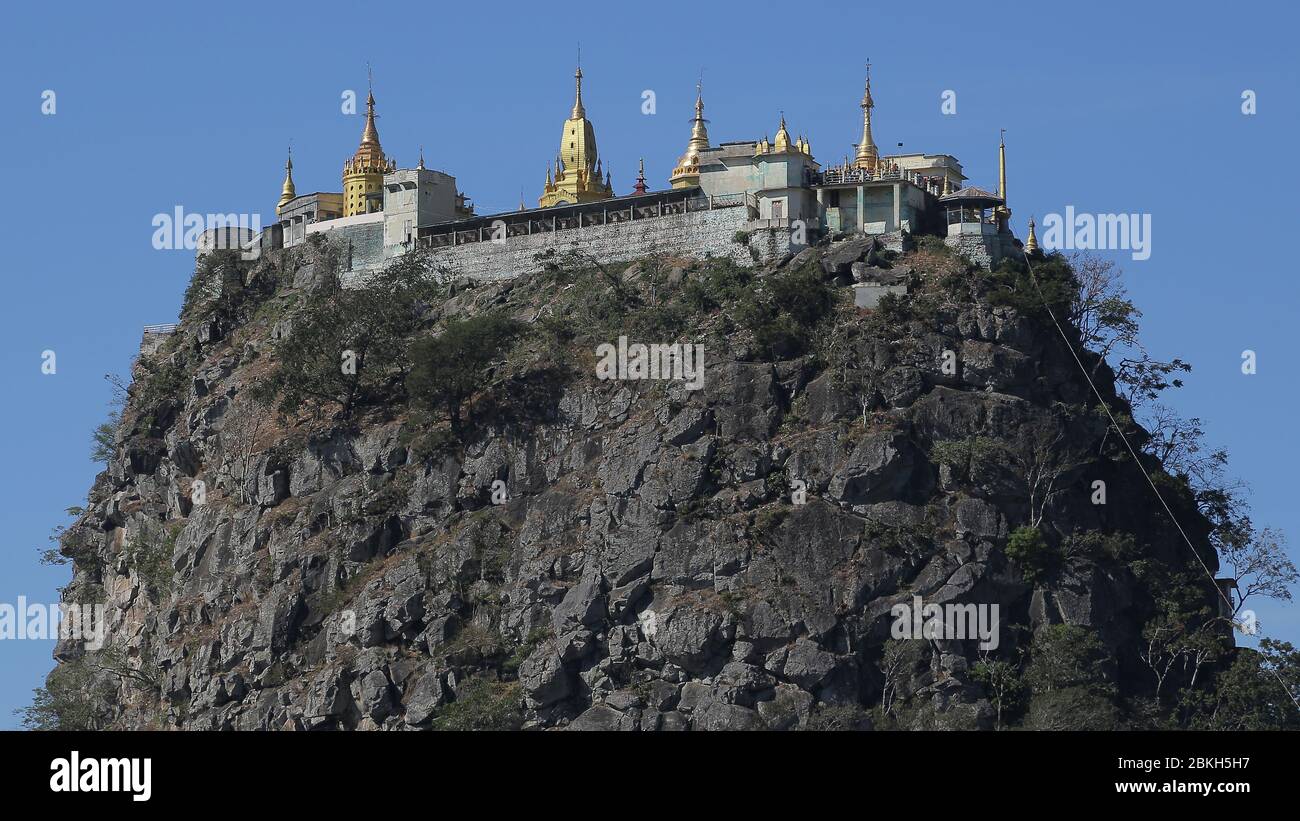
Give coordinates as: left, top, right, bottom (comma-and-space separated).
995, 129, 1011, 228
773, 112, 792, 152
277, 146, 296, 214
998, 129, 1007, 202
572, 65, 586, 118
360, 90, 380, 146
854, 62, 880, 172
1025, 216, 1040, 254
540, 59, 612, 207
342, 69, 396, 217
670, 81, 711, 189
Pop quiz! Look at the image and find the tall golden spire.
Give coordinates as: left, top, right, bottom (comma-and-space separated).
670, 80, 711, 188
342, 69, 396, 217
539, 60, 612, 207
996, 129, 1011, 228
998, 129, 1007, 203
854, 61, 880, 172
277, 146, 296, 214
360, 91, 380, 146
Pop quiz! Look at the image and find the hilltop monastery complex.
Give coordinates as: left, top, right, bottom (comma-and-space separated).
200, 63, 1031, 286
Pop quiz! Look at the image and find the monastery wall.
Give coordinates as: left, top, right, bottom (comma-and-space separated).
944, 232, 1017, 270
341, 206, 799, 286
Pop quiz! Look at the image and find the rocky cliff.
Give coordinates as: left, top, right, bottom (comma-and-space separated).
47, 234, 1229, 731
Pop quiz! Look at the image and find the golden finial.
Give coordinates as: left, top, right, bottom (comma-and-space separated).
773, 112, 791, 152
670, 77, 711, 188
277, 144, 296, 213
854, 60, 879, 172
358, 67, 381, 149
572, 46, 585, 119
1025, 217, 1040, 254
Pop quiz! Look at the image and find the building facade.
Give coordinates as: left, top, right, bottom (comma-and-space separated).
245, 64, 1022, 280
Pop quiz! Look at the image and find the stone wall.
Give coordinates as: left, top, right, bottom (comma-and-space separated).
312, 220, 386, 278
343, 205, 798, 286
944, 231, 1018, 270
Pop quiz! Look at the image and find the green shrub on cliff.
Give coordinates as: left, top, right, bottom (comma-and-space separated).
1005, 526, 1062, 583
430, 677, 522, 731
256, 249, 443, 419
408, 313, 525, 435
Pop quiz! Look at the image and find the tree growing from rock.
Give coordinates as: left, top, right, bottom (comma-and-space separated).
257, 247, 443, 419
407, 313, 525, 436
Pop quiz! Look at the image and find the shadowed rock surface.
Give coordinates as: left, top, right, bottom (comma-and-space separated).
47, 235, 1224, 730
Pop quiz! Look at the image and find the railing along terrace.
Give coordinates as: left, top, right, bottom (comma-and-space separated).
945, 209, 998, 225
818, 166, 907, 186
706, 192, 757, 209
142, 323, 180, 335
415, 188, 739, 250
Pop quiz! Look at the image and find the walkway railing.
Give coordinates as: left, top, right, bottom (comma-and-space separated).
416, 187, 738, 250
818, 167, 907, 185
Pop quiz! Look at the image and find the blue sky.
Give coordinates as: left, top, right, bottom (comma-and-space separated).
0, 0, 1296, 726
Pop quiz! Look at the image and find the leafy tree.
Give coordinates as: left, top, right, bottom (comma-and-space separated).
407, 313, 525, 435
90, 419, 118, 464
1005, 526, 1061, 584
258, 249, 443, 419
1024, 624, 1113, 695
971, 652, 1026, 730
1141, 404, 1297, 621
986, 253, 1077, 325
1025, 685, 1122, 730
1021, 624, 1120, 729
16, 660, 110, 730
734, 265, 835, 359
38, 507, 87, 566
1193, 640, 1300, 730
1066, 252, 1189, 408
1140, 607, 1225, 700
1221, 528, 1297, 616
90, 372, 129, 465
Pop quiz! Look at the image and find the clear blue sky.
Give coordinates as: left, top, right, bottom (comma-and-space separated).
1, 0, 1296, 727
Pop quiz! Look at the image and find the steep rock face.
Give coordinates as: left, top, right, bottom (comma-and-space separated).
51, 238, 1216, 730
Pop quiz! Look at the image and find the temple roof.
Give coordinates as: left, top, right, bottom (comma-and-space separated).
940, 186, 1003, 205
